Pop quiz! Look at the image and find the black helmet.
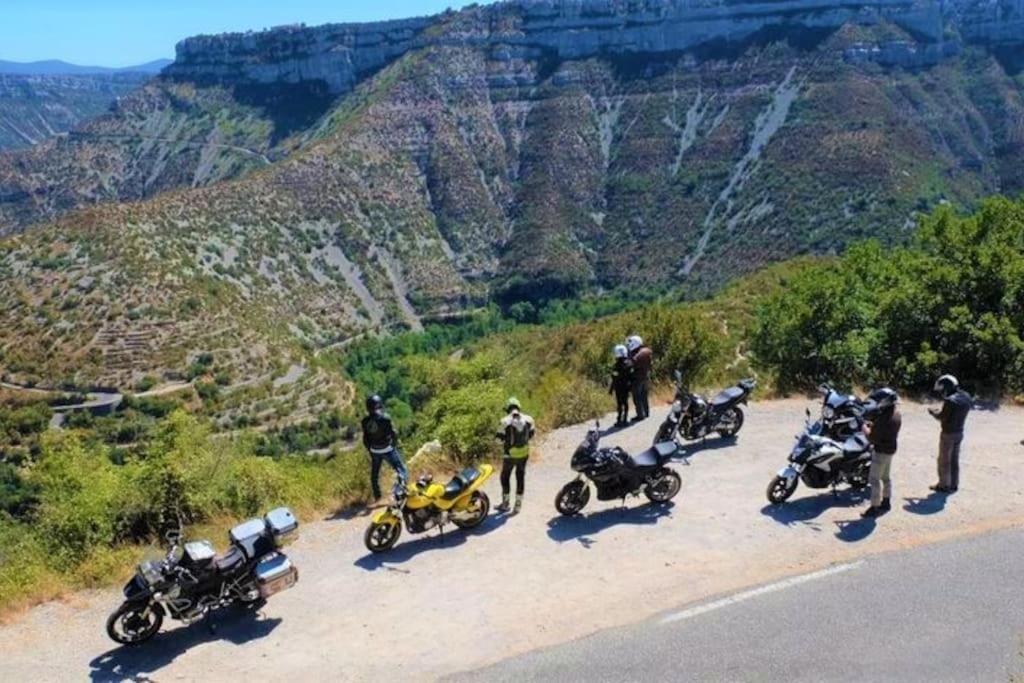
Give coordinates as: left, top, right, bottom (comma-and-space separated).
365, 394, 384, 413
866, 387, 898, 414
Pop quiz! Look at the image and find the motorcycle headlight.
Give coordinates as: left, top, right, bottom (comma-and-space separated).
822, 406, 835, 419
672, 400, 683, 413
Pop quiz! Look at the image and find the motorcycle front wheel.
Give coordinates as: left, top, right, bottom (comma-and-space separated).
766, 475, 798, 504
364, 520, 402, 553
106, 602, 163, 646
452, 491, 490, 529
555, 480, 591, 516
645, 469, 682, 503
716, 407, 745, 438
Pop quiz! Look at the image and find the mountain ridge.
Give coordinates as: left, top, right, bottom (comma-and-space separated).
0, 58, 172, 76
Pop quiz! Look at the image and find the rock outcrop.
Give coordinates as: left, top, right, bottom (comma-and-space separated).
165, 0, 949, 95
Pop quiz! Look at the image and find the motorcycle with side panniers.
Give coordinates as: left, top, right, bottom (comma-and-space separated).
106, 508, 299, 646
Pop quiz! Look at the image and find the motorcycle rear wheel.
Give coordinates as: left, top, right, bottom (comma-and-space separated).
766, 475, 798, 504
106, 602, 163, 646
452, 491, 490, 529
555, 480, 591, 516
364, 520, 402, 553
716, 407, 745, 438
645, 469, 682, 503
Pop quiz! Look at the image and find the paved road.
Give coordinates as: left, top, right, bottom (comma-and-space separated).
3, 399, 1023, 681
453, 527, 1024, 682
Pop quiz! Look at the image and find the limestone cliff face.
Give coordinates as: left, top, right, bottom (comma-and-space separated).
164, 0, 949, 96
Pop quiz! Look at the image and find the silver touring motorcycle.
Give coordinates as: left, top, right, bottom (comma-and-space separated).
106, 508, 300, 645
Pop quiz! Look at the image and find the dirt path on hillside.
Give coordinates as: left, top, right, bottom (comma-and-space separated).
3, 399, 1023, 682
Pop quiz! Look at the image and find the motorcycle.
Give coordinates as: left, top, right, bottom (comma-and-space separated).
555, 423, 682, 515
817, 383, 867, 440
653, 372, 755, 445
766, 408, 873, 504
106, 507, 300, 646
364, 464, 494, 553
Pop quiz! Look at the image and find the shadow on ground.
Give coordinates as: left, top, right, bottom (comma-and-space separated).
88, 609, 281, 682
353, 513, 509, 571
546, 502, 675, 546
903, 491, 951, 515
761, 489, 868, 526
833, 517, 877, 542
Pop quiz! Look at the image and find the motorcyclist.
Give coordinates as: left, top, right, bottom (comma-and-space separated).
361, 394, 408, 502
928, 374, 972, 493
609, 344, 634, 426
495, 397, 535, 515
861, 387, 902, 518
627, 335, 653, 421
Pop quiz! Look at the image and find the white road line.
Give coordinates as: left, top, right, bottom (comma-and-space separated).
660, 560, 865, 625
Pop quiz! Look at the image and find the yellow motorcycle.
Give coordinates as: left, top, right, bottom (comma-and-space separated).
364, 464, 494, 553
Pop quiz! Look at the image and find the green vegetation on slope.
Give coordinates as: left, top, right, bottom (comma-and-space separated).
754, 196, 1024, 395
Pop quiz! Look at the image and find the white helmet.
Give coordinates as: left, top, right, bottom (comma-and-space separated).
626, 335, 643, 352
934, 374, 959, 396
613, 344, 628, 359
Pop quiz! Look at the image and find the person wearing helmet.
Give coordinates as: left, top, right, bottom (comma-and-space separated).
609, 344, 634, 426
495, 397, 536, 514
361, 394, 408, 502
928, 374, 973, 493
627, 335, 653, 421
861, 388, 902, 518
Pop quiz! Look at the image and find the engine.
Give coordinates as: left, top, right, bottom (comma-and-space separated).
403, 507, 439, 533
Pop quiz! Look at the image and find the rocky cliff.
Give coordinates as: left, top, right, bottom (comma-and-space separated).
1, 0, 1023, 388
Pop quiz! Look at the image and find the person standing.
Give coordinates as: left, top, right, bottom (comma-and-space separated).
627, 335, 653, 421
928, 374, 972, 493
495, 397, 535, 515
862, 388, 902, 518
361, 394, 408, 502
609, 344, 634, 426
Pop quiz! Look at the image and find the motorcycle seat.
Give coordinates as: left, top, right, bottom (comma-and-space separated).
215, 546, 246, 575
443, 466, 480, 500
711, 386, 745, 406
630, 442, 675, 468
842, 434, 871, 456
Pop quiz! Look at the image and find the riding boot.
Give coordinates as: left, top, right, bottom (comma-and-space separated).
512, 494, 522, 515
880, 498, 891, 513
861, 506, 881, 518
496, 494, 510, 513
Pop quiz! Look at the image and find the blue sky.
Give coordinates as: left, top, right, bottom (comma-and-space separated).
0, 1, 480, 67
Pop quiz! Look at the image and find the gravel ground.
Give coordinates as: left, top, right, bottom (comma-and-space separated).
2, 398, 1023, 682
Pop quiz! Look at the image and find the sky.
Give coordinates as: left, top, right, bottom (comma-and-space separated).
0, 1, 480, 67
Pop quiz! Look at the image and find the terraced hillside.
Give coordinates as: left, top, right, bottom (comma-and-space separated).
0, 73, 146, 151
0, 0, 1023, 391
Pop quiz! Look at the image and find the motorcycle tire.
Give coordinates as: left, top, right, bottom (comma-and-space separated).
555, 480, 591, 516
644, 469, 682, 503
766, 475, 798, 505
106, 602, 163, 646
716, 407, 745, 438
451, 491, 490, 529
364, 520, 402, 554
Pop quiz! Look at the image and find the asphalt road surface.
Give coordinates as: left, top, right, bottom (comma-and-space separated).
453, 527, 1024, 682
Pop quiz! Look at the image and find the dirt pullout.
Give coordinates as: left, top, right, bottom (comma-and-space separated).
2, 399, 1023, 682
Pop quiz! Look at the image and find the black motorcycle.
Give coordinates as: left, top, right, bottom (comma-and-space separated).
555, 423, 682, 515
653, 372, 755, 445
766, 410, 872, 504
106, 507, 300, 646
817, 383, 867, 440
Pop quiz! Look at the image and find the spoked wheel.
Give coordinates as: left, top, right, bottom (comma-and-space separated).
717, 407, 745, 438
364, 520, 402, 553
452, 491, 490, 529
555, 480, 591, 516
766, 475, 798, 505
645, 469, 682, 503
106, 602, 163, 646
